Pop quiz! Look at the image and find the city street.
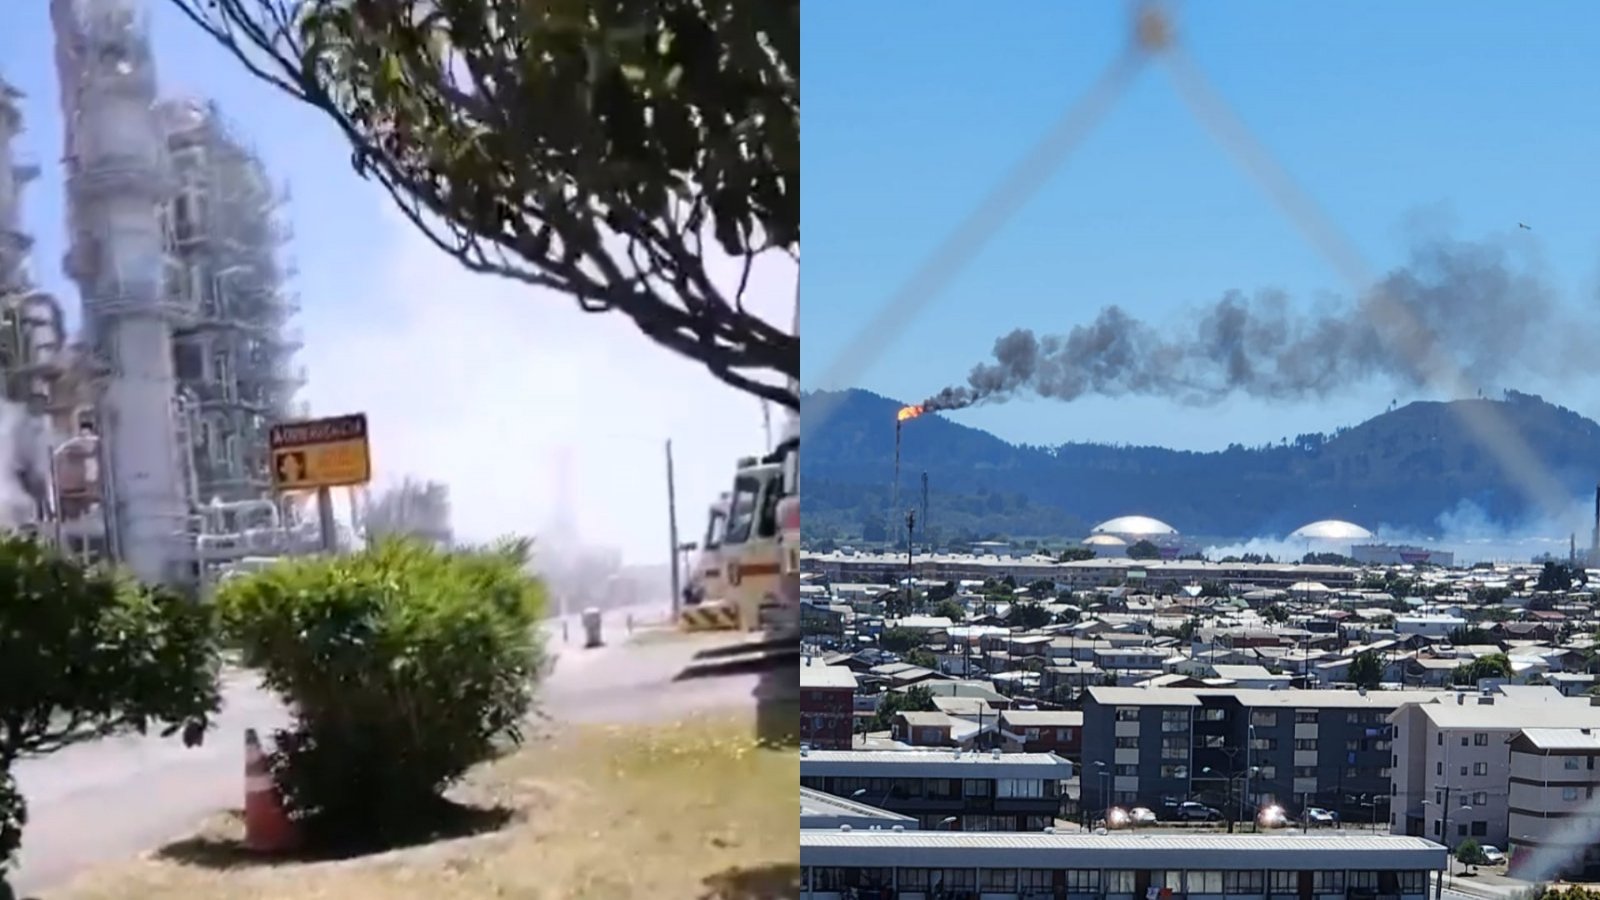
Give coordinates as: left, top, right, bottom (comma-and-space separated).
8, 604, 761, 895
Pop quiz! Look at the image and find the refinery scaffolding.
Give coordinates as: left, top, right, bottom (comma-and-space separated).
23, 0, 323, 588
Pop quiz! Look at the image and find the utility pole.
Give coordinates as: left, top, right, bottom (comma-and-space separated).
316, 486, 337, 552
666, 440, 681, 617
1435, 783, 1453, 900
905, 509, 917, 612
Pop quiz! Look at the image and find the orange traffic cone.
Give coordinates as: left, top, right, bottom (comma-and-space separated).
243, 728, 297, 853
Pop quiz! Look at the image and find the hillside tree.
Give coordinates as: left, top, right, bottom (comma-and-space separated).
170, 0, 799, 408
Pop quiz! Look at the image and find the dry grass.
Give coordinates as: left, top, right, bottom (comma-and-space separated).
48, 714, 798, 900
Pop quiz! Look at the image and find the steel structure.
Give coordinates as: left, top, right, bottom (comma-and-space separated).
0, 0, 321, 587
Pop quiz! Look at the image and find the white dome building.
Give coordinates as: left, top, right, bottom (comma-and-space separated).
1289, 520, 1374, 541
1091, 515, 1179, 541
1087, 515, 1184, 558
1082, 533, 1128, 558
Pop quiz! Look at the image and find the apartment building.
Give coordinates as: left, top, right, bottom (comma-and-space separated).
1083, 686, 1439, 823
800, 664, 858, 750
798, 748, 1074, 832
1506, 727, 1600, 878
1388, 688, 1600, 851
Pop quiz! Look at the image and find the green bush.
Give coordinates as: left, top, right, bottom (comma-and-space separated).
0, 536, 220, 881
216, 538, 548, 845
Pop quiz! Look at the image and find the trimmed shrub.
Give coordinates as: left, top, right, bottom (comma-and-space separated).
216, 538, 548, 845
0, 536, 220, 882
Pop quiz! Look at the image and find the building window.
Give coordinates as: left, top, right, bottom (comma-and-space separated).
931, 868, 976, 890
1116, 707, 1139, 722
896, 869, 930, 890
1473, 762, 1488, 776
1312, 871, 1346, 893
1461, 736, 1469, 747
1116, 737, 1139, 749
1250, 737, 1277, 751
1162, 709, 1190, 732
1350, 871, 1379, 891
1474, 733, 1489, 746
1201, 735, 1227, 749
997, 779, 1045, 799
1154, 870, 1183, 890
1472, 791, 1488, 806
1564, 787, 1581, 801
1471, 821, 1487, 836
1115, 764, 1138, 777
1268, 871, 1298, 893
1252, 711, 1278, 727
1064, 869, 1100, 891
1296, 710, 1317, 724
1399, 871, 1428, 893
1224, 870, 1264, 894
1105, 870, 1136, 893
1460, 766, 1468, 777
1162, 736, 1188, 760
1437, 733, 1444, 746
1433, 819, 1440, 836
1198, 708, 1226, 721
1294, 766, 1317, 778
1058, 728, 1075, 741
1256, 765, 1276, 780
1436, 762, 1443, 776
963, 779, 990, 797
1188, 871, 1224, 893
1160, 764, 1188, 779
1295, 739, 1318, 751
981, 868, 1018, 890
1566, 757, 1583, 770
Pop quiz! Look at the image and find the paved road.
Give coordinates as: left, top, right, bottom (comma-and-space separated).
8, 603, 759, 895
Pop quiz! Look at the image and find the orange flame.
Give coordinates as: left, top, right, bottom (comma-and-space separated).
897, 405, 925, 422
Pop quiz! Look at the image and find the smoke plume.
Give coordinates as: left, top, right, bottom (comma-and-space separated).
922, 238, 1593, 411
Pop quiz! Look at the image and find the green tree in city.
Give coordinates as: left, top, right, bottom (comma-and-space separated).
1008, 602, 1053, 630
1261, 604, 1290, 624
0, 536, 220, 885
872, 684, 938, 731
1454, 838, 1488, 874
1348, 649, 1384, 690
1127, 540, 1162, 560
1452, 653, 1513, 686
878, 627, 923, 655
905, 648, 940, 670
1536, 561, 1576, 593
170, 0, 799, 408
217, 538, 548, 847
933, 598, 967, 623
1059, 547, 1096, 562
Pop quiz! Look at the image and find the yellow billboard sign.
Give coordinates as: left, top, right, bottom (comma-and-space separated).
268, 413, 371, 491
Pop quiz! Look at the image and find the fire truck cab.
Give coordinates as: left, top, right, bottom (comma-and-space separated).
683, 493, 731, 607
719, 454, 786, 630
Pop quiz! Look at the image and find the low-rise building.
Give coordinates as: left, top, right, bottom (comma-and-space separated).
798, 830, 1446, 900
801, 663, 859, 750
1083, 686, 1438, 824
1000, 709, 1083, 760
799, 748, 1074, 832
1389, 687, 1600, 851
1506, 727, 1600, 878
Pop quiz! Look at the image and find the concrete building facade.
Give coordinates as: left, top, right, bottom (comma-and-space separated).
1083, 687, 1437, 824
1506, 727, 1600, 878
1388, 689, 1600, 852
799, 748, 1073, 833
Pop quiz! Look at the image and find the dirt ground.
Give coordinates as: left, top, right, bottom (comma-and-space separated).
44, 713, 798, 900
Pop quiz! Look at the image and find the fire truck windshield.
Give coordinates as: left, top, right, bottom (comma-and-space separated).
703, 507, 727, 550
724, 476, 760, 544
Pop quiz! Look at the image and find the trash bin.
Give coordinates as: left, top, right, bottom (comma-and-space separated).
582, 607, 603, 648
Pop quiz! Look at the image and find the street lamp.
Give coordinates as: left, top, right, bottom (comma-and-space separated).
1095, 760, 1112, 826
938, 815, 958, 830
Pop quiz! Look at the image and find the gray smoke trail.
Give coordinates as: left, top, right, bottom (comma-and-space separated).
923, 238, 1592, 411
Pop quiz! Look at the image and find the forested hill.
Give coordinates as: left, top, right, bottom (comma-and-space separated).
801, 388, 1600, 545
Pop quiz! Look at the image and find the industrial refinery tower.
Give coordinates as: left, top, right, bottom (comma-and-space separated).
53, 0, 189, 584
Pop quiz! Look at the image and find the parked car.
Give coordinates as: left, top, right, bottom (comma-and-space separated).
1105, 807, 1132, 829
1481, 845, 1507, 866
1303, 807, 1339, 826
1129, 807, 1159, 827
1173, 801, 1223, 822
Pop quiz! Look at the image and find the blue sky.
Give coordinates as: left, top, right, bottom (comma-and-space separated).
803, 2, 1600, 451
0, 1, 795, 564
